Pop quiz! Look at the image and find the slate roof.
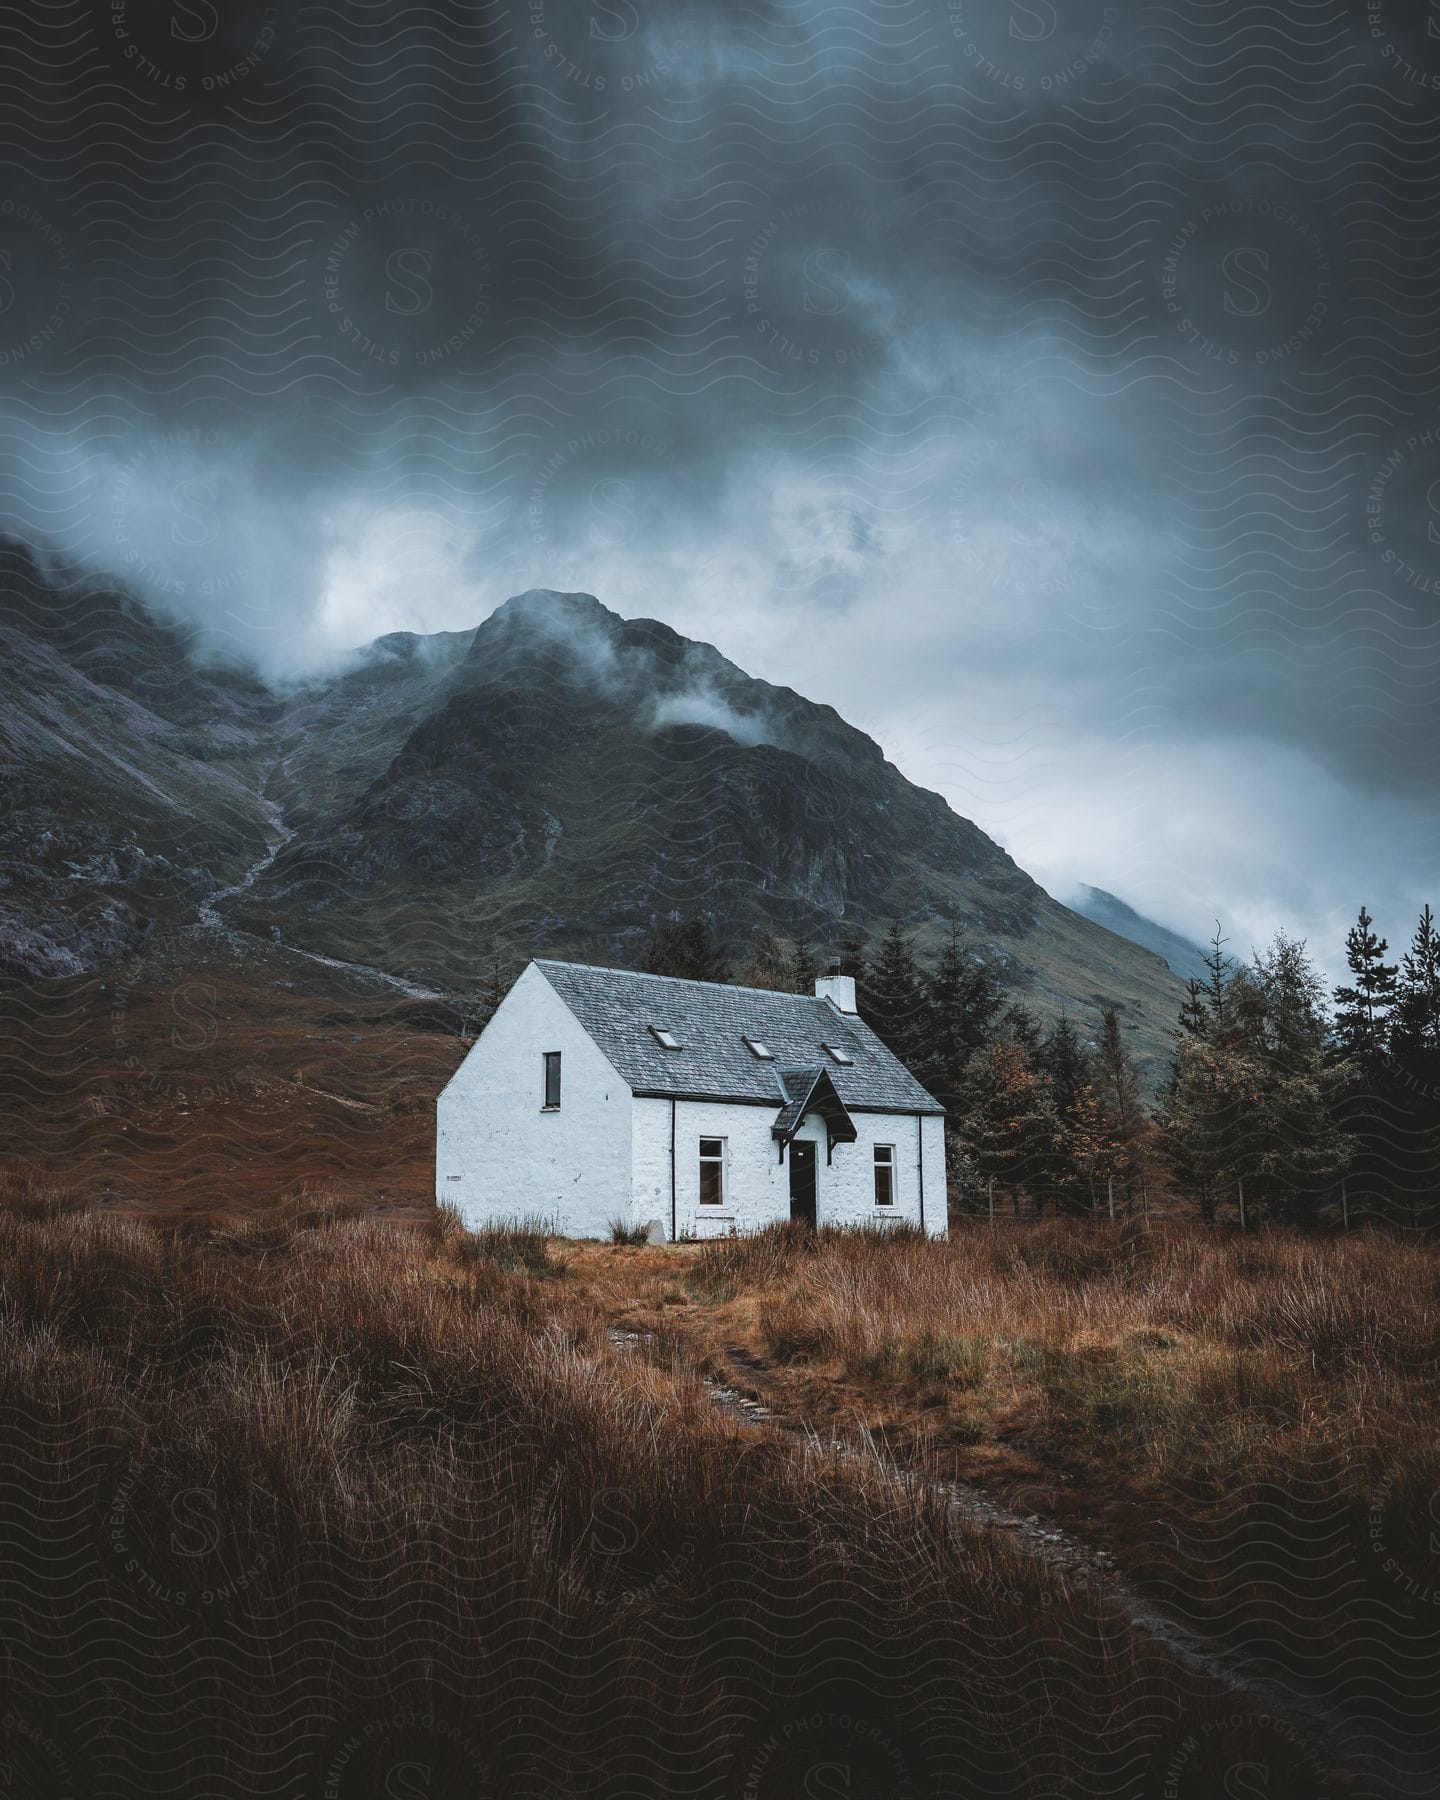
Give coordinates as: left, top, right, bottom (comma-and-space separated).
772, 1068, 825, 1140
772, 1067, 859, 1143
533, 961, 943, 1114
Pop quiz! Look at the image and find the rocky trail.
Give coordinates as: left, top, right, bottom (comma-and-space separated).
194, 766, 454, 1004
607, 1325, 1413, 1797
196, 794, 294, 931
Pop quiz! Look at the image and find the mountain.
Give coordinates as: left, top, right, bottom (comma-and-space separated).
0, 544, 1189, 1206
1065, 884, 1211, 989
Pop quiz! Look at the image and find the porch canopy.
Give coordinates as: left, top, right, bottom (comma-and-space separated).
772, 1066, 858, 1160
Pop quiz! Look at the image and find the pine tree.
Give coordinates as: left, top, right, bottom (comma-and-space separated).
1159, 926, 1255, 1225
862, 923, 929, 1071
1386, 905, 1440, 1227
1036, 1013, 1098, 1212
963, 1039, 1059, 1216
461, 950, 506, 1042
1063, 1082, 1118, 1214
999, 1002, 1044, 1061
1095, 1007, 1148, 1207
837, 930, 867, 982
922, 925, 1003, 1111
1039, 1012, 1092, 1119
1177, 978, 1211, 1040
1203, 923, 1234, 1026
788, 934, 820, 995
1332, 906, 1398, 1062
1393, 904, 1440, 1075
1164, 931, 1353, 1227
642, 913, 729, 983
1330, 907, 1401, 1224
1251, 931, 1328, 1067
736, 925, 792, 991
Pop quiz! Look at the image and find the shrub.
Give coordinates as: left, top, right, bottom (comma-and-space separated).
450, 1218, 567, 1279
0, 1204, 1218, 1793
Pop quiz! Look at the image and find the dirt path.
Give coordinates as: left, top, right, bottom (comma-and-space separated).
666, 1334, 1414, 1798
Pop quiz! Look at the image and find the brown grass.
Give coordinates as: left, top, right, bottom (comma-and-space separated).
0, 1201, 1271, 1797
572, 1218, 1440, 1732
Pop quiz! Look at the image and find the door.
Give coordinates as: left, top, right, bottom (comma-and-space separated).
788, 1140, 817, 1228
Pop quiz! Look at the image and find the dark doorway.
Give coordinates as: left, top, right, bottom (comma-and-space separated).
788, 1140, 817, 1228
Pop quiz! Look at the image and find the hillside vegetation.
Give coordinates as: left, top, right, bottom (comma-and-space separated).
1, 1187, 1434, 1792
0, 1193, 1400, 1797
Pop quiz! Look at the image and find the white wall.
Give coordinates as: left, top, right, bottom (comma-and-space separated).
921, 1113, 947, 1237
435, 964, 632, 1239
633, 1096, 783, 1240
772, 1110, 947, 1237
633, 1096, 948, 1240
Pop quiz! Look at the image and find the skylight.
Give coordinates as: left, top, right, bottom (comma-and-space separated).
648, 1025, 682, 1050
822, 1043, 853, 1066
742, 1036, 774, 1060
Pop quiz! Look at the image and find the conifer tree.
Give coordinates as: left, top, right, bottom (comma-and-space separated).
1329, 906, 1402, 1223
1392, 904, 1440, 1075
461, 950, 506, 1042
736, 925, 792, 991
1177, 977, 1211, 1040
1332, 906, 1398, 1062
922, 925, 1002, 1111
642, 913, 729, 983
788, 934, 820, 995
1036, 1013, 1098, 1212
1039, 1012, 1092, 1120
1096, 1007, 1149, 1206
1203, 923, 1235, 1026
837, 929, 867, 982
1164, 930, 1352, 1226
963, 1039, 1059, 1216
1385, 905, 1440, 1226
999, 1001, 1044, 1061
862, 922, 929, 1071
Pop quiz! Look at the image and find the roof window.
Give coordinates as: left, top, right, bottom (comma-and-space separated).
648, 1025, 683, 1050
742, 1036, 774, 1060
822, 1043, 854, 1066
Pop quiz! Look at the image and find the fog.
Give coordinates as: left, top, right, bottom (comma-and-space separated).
4, 0, 1439, 975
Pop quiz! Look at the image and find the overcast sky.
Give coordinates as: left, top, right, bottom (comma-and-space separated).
4, 0, 1439, 973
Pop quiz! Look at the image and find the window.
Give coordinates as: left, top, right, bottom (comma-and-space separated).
742, 1036, 774, 1060
699, 1137, 727, 1206
542, 1052, 562, 1110
873, 1143, 895, 1207
822, 1043, 853, 1066
648, 1025, 682, 1050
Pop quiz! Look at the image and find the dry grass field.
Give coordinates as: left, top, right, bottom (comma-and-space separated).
0, 1188, 1432, 1795
572, 1221, 1440, 1689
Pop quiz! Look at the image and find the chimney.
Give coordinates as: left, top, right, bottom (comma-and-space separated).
815, 968, 857, 1013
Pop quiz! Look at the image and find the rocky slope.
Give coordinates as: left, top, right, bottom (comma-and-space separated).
1066, 885, 1211, 990
0, 543, 1185, 1067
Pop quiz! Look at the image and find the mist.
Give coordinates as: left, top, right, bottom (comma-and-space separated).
3, 0, 1439, 979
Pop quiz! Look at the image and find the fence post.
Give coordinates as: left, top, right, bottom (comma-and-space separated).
1107, 1175, 1114, 1223
988, 1176, 994, 1226
1341, 1176, 1349, 1232
1237, 1176, 1246, 1232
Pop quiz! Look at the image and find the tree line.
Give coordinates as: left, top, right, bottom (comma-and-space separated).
1158, 907, 1440, 1229
643, 913, 1153, 1220
642, 902, 1440, 1230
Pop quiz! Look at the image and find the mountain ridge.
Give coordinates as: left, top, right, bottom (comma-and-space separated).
0, 544, 1186, 1071
1066, 884, 1211, 989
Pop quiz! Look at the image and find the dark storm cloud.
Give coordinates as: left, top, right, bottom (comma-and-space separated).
3, 0, 1439, 964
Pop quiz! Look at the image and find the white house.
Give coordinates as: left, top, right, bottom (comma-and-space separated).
435, 959, 947, 1240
